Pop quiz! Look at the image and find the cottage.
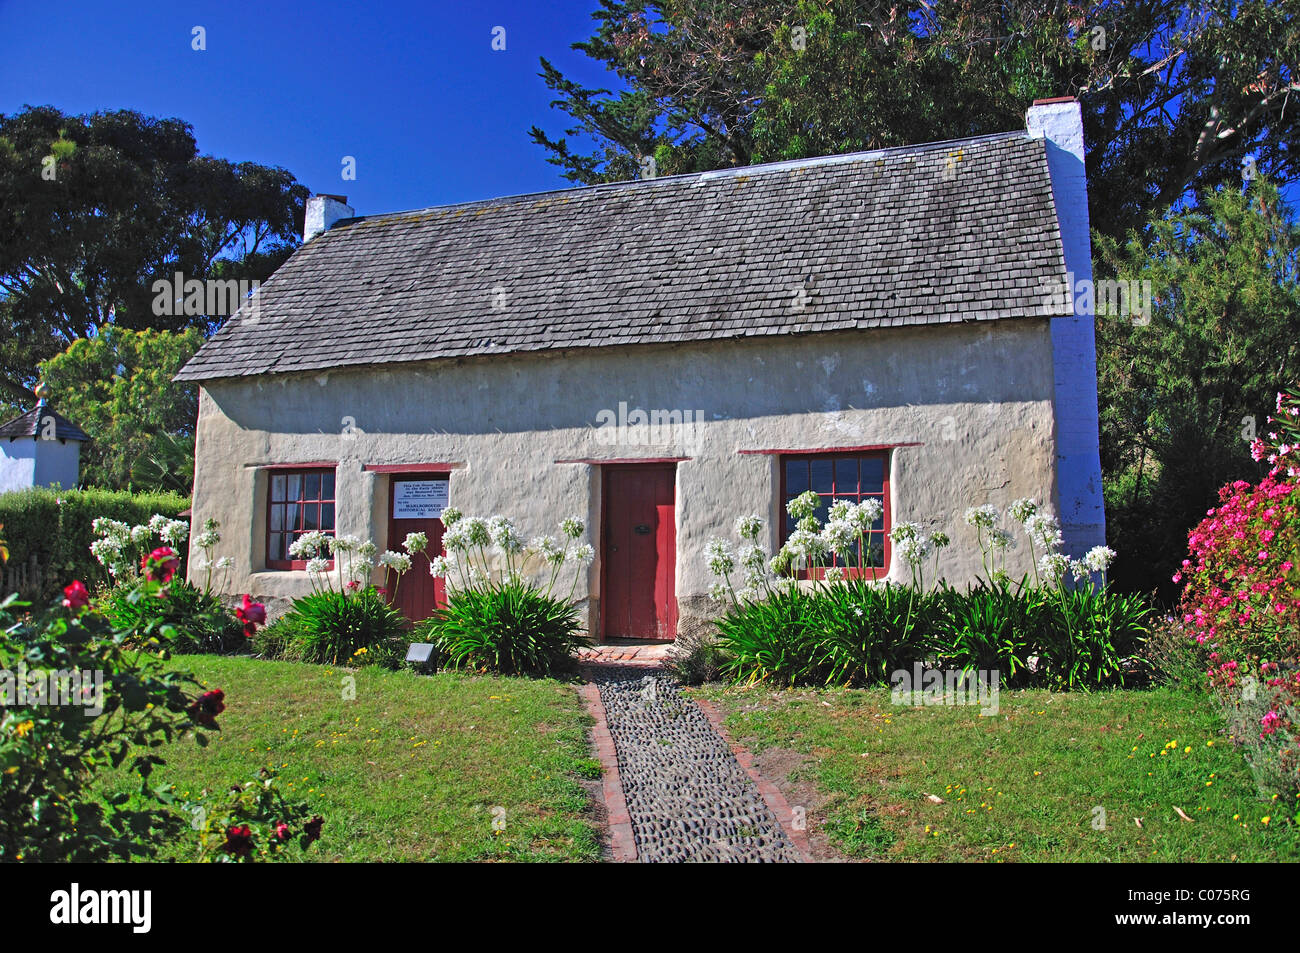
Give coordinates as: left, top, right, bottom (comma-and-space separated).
176, 97, 1106, 639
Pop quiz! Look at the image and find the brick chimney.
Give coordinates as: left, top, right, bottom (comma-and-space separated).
304, 194, 354, 243
1026, 96, 1106, 558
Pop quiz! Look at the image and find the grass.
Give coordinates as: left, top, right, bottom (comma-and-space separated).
92, 655, 601, 862
693, 683, 1300, 862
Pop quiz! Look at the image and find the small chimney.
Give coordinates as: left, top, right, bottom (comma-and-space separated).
304, 194, 354, 242
1025, 95, 1106, 559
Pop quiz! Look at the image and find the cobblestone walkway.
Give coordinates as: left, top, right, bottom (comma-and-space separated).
589, 667, 802, 863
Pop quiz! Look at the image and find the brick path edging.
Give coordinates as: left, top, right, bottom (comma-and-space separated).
578, 681, 637, 862
694, 697, 814, 863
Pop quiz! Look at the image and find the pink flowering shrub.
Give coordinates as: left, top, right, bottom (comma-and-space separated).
1176, 387, 1300, 805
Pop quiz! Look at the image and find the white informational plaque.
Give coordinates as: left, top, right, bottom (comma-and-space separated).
393, 480, 449, 519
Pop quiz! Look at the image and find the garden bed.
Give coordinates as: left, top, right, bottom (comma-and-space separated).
91, 655, 602, 862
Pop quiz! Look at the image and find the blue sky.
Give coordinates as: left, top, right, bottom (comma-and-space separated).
0, 0, 612, 216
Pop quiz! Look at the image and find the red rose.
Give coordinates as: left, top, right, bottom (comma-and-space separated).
236, 594, 267, 637
142, 546, 180, 583
222, 824, 254, 858
186, 688, 225, 728
274, 822, 292, 842
62, 580, 90, 611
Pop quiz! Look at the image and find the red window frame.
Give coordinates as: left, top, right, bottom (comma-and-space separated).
779, 451, 890, 580
265, 467, 337, 570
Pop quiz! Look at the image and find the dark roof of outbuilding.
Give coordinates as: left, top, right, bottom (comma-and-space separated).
0, 406, 90, 442
176, 130, 1069, 383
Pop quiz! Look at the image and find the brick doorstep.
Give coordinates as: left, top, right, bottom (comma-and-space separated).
577, 682, 637, 862
694, 697, 814, 863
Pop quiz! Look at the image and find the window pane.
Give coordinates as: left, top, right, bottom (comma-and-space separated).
285, 504, 300, 532
785, 460, 808, 496
834, 457, 859, 495
302, 504, 319, 531
287, 474, 303, 501
271, 475, 286, 502
810, 458, 833, 493
861, 456, 885, 492
321, 503, 335, 532
305, 473, 321, 500
323, 471, 335, 500
269, 533, 284, 562
270, 504, 283, 531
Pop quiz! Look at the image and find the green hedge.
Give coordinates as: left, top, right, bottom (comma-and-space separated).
0, 487, 189, 601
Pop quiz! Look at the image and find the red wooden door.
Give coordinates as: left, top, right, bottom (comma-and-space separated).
386, 476, 448, 623
602, 464, 677, 641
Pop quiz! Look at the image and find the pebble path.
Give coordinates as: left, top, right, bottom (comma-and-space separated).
590, 667, 802, 863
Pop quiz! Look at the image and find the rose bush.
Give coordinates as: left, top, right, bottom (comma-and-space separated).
1176, 386, 1300, 807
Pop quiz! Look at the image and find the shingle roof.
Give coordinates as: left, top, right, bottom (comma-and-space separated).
176, 130, 1069, 383
0, 406, 90, 442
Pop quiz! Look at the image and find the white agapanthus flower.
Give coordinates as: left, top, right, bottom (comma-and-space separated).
1008, 498, 1038, 524
440, 506, 463, 527
740, 544, 768, 574
889, 521, 922, 543
462, 517, 492, 548
378, 550, 411, 573
820, 519, 860, 558
560, 516, 585, 539
786, 490, 822, 522
708, 581, 731, 604
90, 538, 123, 566
442, 522, 470, 552
429, 554, 455, 577
828, 499, 855, 523
1083, 545, 1116, 573
130, 524, 152, 545
851, 499, 884, 532
782, 528, 827, 564
195, 529, 220, 549
159, 519, 190, 546
735, 515, 763, 541
574, 543, 595, 563
706, 538, 735, 576
928, 530, 951, 549
530, 534, 560, 556
823, 566, 846, 582
896, 535, 932, 567
215, 556, 234, 569
306, 557, 330, 575
93, 518, 131, 543
403, 532, 428, 554
1069, 559, 1091, 582
1038, 552, 1070, 582
1024, 513, 1063, 551
964, 504, 999, 529
989, 528, 1014, 550
289, 530, 331, 559
331, 534, 362, 554
357, 541, 377, 559
148, 514, 170, 533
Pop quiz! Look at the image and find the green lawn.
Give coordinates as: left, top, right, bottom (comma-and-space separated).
94, 655, 602, 862
694, 683, 1300, 862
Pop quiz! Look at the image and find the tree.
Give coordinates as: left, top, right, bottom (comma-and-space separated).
1095, 178, 1300, 600
0, 106, 306, 400
530, 1, 1298, 238
37, 327, 204, 492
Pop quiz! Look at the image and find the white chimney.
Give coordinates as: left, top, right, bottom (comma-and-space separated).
304, 194, 354, 242
1026, 96, 1106, 558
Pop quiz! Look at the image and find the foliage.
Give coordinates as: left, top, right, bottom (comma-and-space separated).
420, 583, 587, 678
0, 105, 306, 403
99, 578, 246, 656
421, 510, 594, 676
37, 326, 203, 490
188, 767, 323, 863
0, 487, 189, 601
1174, 386, 1300, 805
263, 586, 408, 667
1097, 180, 1300, 600
530, 0, 1297, 240
0, 580, 209, 861
663, 630, 731, 685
